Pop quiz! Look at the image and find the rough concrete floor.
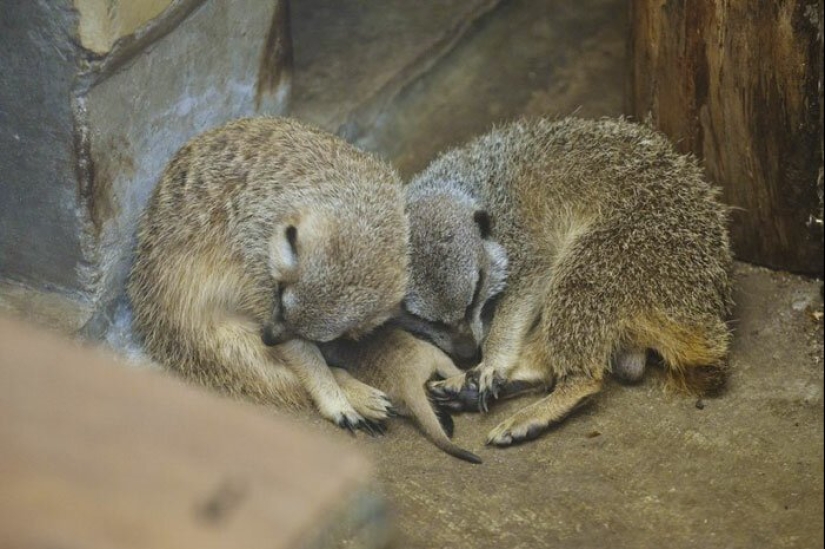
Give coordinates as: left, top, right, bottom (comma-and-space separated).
302, 264, 824, 549
292, 1, 825, 548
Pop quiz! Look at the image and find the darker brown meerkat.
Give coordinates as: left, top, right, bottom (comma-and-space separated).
394, 117, 733, 446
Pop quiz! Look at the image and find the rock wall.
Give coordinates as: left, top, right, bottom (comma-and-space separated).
0, 0, 291, 335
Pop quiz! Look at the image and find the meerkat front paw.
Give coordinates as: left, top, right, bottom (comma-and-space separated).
341, 382, 394, 423
467, 366, 506, 413
331, 368, 393, 433
318, 401, 370, 434
322, 403, 388, 437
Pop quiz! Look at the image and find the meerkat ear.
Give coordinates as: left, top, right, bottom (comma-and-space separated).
285, 225, 298, 255
268, 223, 298, 279
473, 210, 492, 239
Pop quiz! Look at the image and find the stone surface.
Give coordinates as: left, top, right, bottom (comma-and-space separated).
290, 0, 501, 136
74, 0, 175, 54
0, 280, 93, 336
1, 0, 290, 336
0, 0, 87, 293
355, 0, 627, 177
82, 0, 290, 335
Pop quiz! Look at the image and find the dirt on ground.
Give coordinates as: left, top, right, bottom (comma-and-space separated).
299, 263, 823, 549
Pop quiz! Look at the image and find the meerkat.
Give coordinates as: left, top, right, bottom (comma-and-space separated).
397, 117, 733, 446
321, 326, 483, 463
128, 117, 409, 432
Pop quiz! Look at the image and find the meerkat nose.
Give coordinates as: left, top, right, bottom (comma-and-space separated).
261, 323, 294, 346
453, 336, 482, 363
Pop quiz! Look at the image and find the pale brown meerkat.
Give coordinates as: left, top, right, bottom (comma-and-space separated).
321, 326, 483, 463
128, 117, 409, 432
395, 117, 733, 446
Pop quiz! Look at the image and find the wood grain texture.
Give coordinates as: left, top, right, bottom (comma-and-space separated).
627, 0, 824, 275
0, 316, 387, 549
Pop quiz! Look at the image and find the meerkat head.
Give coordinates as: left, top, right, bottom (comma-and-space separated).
396, 189, 507, 364
262, 202, 409, 346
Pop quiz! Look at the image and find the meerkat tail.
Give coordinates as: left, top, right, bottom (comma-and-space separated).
633, 314, 731, 396
404, 390, 482, 464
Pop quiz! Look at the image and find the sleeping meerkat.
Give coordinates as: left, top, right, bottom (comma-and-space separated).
321, 326, 482, 463
398, 117, 733, 446
128, 117, 409, 432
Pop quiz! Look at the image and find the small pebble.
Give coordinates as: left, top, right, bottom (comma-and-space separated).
695, 399, 706, 410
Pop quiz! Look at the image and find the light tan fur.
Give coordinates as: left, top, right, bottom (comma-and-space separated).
128, 117, 409, 431
405, 117, 733, 446
322, 327, 483, 463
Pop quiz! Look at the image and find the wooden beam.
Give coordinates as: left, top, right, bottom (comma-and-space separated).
0, 316, 388, 549
627, 0, 824, 275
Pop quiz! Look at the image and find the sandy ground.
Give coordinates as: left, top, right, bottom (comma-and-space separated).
300, 263, 823, 549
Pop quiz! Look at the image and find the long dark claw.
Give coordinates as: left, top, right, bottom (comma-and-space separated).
463, 370, 490, 413
336, 415, 357, 436
427, 383, 455, 400
440, 399, 470, 413
357, 418, 387, 437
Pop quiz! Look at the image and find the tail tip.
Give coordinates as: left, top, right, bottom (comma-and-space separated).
674, 363, 728, 397
453, 448, 483, 464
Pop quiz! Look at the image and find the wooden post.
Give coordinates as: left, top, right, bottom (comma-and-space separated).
627, 0, 824, 276
0, 316, 388, 549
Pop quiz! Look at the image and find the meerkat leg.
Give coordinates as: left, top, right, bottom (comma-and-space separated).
473, 293, 541, 410
486, 375, 603, 446
431, 318, 553, 412
432, 350, 464, 380
183, 317, 309, 408
278, 340, 384, 433
330, 367, 394, 430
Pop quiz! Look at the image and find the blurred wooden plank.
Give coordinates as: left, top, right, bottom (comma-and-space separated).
627, 0, 824, 275
0, 316, 388, 549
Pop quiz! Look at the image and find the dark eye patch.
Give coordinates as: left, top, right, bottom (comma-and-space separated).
465, 270, 484, 320
480, 292, 501, 324
274, 283, 287, 321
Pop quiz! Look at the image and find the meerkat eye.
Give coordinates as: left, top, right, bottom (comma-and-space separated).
273, 283, 287, 321
473, 210, 492, 239
285, 225, 298, 255
466, 270, 484, 319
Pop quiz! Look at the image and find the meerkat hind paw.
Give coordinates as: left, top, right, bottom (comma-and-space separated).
486, 417, 548, 447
